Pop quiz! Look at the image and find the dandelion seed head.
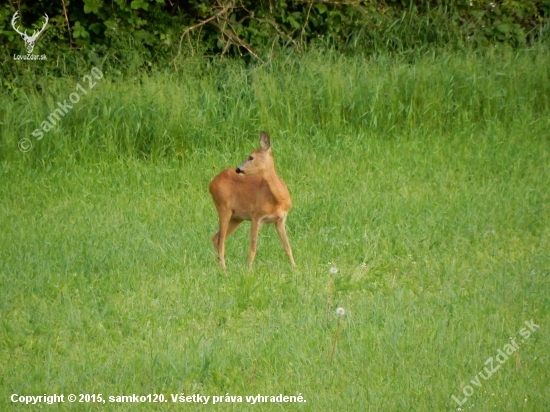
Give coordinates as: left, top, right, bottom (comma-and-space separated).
330, 267, 338, 274
336, 307, 345, 316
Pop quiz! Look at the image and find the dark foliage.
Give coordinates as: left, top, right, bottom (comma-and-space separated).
1, 0, 549, 75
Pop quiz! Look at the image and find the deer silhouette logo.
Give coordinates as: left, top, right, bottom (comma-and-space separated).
11, 11, 49, 54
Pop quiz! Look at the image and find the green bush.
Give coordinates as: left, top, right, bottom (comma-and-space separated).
1, 0, 549, 75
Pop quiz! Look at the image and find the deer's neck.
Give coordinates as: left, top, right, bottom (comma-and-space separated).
262, 167, 290, 207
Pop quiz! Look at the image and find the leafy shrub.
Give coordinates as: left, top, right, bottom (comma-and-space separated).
0, 0, 548, 74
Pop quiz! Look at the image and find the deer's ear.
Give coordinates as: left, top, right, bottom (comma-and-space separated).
259, 131, 271, 152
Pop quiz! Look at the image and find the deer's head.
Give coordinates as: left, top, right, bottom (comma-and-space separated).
12, 11, 49, 54
236, 132, 275, 176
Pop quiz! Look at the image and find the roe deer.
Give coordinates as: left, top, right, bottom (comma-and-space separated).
209, 131, 295, 269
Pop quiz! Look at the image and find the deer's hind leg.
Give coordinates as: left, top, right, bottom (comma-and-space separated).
275, 215, 295, 267
212, 211, 242, 269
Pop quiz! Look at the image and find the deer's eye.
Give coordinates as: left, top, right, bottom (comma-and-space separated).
248, 156, 254, 161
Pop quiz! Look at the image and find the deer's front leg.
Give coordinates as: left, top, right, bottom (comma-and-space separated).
249, 219, 262, 268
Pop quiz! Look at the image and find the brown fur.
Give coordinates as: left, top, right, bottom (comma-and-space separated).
209, 132, 295, 269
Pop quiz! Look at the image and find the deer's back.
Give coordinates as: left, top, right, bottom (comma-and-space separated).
209, 169, 291, 221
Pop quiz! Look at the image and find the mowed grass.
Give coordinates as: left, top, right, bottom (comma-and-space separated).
1, 48, 549, 410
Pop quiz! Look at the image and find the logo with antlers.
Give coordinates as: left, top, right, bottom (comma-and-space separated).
11, 11, 49, 54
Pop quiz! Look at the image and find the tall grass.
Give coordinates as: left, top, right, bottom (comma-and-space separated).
1, 46, 549, 163
0, 48, 549, 410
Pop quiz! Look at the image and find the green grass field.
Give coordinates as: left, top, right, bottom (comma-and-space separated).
1, 47, 549, 410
